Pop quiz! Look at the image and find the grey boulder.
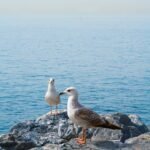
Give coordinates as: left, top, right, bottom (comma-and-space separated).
0, 110, 149, 150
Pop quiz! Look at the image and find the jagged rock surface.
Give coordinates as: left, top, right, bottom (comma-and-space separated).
0, 110, 149, 150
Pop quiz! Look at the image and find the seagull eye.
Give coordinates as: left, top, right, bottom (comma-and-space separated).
67, 89, 71, 92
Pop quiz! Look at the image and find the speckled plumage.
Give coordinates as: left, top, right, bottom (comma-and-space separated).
60, 87, 121, 144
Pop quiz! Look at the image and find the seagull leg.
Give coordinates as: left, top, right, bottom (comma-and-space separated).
56, 105, 58, 115
76, 128, 86, 144
75, 134, 83, 141
75, 128, 84, 141
50, 106, 53, 115
54, 105, 58, 120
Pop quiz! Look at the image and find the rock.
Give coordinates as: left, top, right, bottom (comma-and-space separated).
91, 113, 149, 143
128, 114, 149, 133
126, 132, 150, 144
0, 134, 17, 149
148, 125, 150, 131
15, 141, 36, 150
91, 128, 121, 142
31, 144, 59, 150
60, 138, 125, 150
58, 119, 68, 138
124, 132, 150, 150
0, 147, 3, 150
0, 110, 149, 150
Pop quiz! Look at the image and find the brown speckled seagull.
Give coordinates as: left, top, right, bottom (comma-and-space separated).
59, 87, 122, 144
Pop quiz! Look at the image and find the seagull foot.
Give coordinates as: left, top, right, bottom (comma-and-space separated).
75, 137, 83, 141
75, 134, 84, 141
76, 138, 86, 144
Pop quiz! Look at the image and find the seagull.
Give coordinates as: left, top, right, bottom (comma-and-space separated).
59, 87, 122, 144
45, 78, 60, 115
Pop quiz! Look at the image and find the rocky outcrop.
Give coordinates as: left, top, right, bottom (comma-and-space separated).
0, 110, 149, 150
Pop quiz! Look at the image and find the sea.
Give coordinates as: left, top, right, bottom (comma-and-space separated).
0, 15, 150, 133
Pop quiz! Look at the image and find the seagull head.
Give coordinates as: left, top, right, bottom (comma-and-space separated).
48, 78, 55, 86
59, 87, 78, 97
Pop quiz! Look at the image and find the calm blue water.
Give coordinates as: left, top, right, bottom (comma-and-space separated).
0, 16, 150, 133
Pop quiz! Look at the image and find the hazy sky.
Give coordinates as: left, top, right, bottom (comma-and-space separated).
0, 0, 150, 16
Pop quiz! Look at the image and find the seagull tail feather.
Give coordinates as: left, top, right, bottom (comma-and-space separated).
98, 120, 122, 130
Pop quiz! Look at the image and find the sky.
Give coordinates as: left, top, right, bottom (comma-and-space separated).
0, 0, 150, 16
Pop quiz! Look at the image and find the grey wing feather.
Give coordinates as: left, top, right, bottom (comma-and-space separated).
75, 108, 106, 127
75, 108, 122, 129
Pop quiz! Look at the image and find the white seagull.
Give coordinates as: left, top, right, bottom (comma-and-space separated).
45, 78, 60, 114
59, 87, 122, 144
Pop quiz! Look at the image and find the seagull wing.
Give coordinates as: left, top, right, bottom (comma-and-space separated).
75, 107, 105, 126
75, 107, 121, 129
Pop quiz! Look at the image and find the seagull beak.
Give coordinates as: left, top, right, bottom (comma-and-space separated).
59, 92, 65, 96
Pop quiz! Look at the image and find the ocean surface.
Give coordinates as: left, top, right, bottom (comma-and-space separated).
0, 16, 150, 133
